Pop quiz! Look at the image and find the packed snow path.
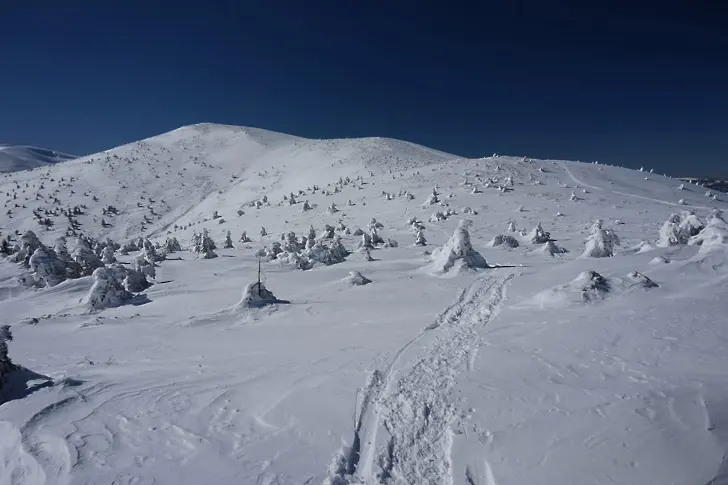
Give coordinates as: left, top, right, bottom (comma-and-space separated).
330, 273, 515, 485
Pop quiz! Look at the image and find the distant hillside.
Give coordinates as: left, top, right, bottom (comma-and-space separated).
0, 145, 76, 172
680, 177, 728, 193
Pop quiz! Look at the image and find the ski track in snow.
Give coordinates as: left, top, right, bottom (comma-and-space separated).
332, 273, 515, 485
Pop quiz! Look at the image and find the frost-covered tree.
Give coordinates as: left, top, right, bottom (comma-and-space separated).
101, 245, 117, 264
507, 221, 517, 233
260, 226, 268, 237
688, 211, 728, 247
199, 229, 218, 259
490, 235, 520, 249
72, 237, 104, 276
327, 202, 338, 214
582, 219, 621, 258
28, 247, 67, 287
224, 230, 234, 249
657, 211, 704, 247
143, 239, 164, 263
430, 220, 488, 273
526, 223, 551, 244
8, 230, 43, 267
322, 224, 335, 239
356, 232, 373, 251
352, 228, 364, 236
414, 228, 427, 246
54, 236, 72, 261
239, 231, 252, 243
164, 237, 182, 253
308, 225, 317, 241
423, 187, 440, 206
302, 200, 312, 211
288, 194, 297, 205
369, 227, 385, 245
84, 267, 132, 310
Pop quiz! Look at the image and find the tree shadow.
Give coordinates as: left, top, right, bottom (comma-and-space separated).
129, 294, 152, 306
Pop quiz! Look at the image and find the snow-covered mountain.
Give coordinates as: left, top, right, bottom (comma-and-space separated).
1, 123, 728, 485
0, 145, 76, 173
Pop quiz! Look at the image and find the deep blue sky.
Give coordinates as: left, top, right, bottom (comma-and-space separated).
2, 2, 727, 176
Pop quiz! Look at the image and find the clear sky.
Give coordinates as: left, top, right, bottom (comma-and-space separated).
1, 1, 726, 177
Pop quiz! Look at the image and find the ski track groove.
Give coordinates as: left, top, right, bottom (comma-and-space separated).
560, 162, 715, 211
331, 272, 515, 485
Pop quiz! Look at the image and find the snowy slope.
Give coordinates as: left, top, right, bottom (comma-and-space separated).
1, 124, 728, 485
0, 145, 75, 173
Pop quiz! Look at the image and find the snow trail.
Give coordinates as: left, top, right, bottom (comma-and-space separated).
330, 273, 515, 485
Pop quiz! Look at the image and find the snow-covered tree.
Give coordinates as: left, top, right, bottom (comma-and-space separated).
8, 230, 43, 267
224, 230, 234, 249
369, 227, 385, 245
526, 223, 551, 244
507, 221, 517, 232
657, 211, 704, 247
414, 228, 427, 246
260, 226, 268, 237
302, 200, 312, 211
28, 247, 67, 287
430, 220, 488, 273
688, 211, 728, 247
327, 202, 338, 214
101, 245, 117, 264
582, 219, 620, 258
84, 267, 132, 310
322, 224, 335, 239
72, 237, 104, 276
236, 281, 278, 308
199, 229, 218, 259
0, 325, 13, 381
164, 237, 182, 253
423, 187, 440, 206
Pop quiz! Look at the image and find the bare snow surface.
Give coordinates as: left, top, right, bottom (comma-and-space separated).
1, 123, 728, 485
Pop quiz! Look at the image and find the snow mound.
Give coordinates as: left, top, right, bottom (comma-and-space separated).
429, 220, 488, 274
344, 271, 372, 286
522, 269, 658, 309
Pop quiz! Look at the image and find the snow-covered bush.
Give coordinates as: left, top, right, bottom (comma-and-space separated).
302, 200, 312, 212
582, 219, 620, 258
368, 218, 384, 230
239, 231, 252, 243
578, 270, 611, 303
260, 226, 268, 237
385, 238, 398, 248
657, 211, 704, 247
490, 234, 520, 249
327, 202, 338, 214
197, 229, 218, 259
84, 267, 132, 310
430, 220, 488, 273
430, 211, 447, 222
423, 188, 440, 206
345, 271, 372, 286
352, 228, 364, 236
507, 221, 517, 232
